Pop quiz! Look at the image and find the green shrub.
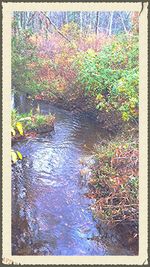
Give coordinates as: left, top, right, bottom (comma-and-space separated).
35, 115, 46, 126
12, 29, 42, 95
75, 34, 139, 122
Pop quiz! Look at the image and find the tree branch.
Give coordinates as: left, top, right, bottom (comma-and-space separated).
40, 12, 81, 52
119, 13, 129, 34
41, 12, 71, 43
26, 12, 37, 27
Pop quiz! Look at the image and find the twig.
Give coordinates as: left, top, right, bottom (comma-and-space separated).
26, 12, 37, 26
119, 13, 129, 34
102, 204, 138, 208
40, 12, 81, 52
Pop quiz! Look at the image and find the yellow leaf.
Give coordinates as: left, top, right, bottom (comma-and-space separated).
96, 94, 103, 101
11, 151, 18, 163
16, 122, 24, 136
11, 127, 16, 136
16, 151, 23, 160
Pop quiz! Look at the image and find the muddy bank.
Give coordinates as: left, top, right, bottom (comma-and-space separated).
95, 219, 138, 255
86, 135, 139, 255
85, 160, 138, 255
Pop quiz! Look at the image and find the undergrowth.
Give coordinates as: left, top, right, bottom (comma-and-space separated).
86, 126, 138, 234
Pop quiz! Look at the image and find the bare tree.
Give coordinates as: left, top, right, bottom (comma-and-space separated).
119, 12, 128, 34
95, 11, 99, 35
12, 11, 134, 36
109, 12, 114, 35
65, 12, 68, 24
80, 11, 83, 32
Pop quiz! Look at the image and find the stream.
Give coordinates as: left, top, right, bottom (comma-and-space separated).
12, 96, 133, 255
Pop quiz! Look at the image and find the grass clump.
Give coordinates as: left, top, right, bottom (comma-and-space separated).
87, 128, 138, 232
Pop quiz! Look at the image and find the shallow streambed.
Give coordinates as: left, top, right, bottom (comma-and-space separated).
12, 100, 134, 255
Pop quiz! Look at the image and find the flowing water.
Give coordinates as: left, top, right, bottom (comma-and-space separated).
12, 97, 133, 255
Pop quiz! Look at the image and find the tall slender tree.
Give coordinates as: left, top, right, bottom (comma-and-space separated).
109, 12, 114, 35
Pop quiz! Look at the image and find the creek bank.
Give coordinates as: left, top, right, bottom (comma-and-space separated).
75, 154, 138, 255
12, 125, 54, 144
34, 91, 123, 134
12, 110, 55, 143
93, 220, 138, 255
85, 129, 139, 255
33, 94, 139, 254
12, 152, 134, 255
11, 98, 138, 255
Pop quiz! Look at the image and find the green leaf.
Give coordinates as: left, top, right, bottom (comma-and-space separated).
122, 112, 129, 121
96, 103, 101, 109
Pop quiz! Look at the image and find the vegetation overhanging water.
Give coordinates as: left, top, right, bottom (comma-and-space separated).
11, 10, 139, 256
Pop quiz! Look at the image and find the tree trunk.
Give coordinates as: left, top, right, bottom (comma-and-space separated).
119, 13, 128, 34
65, 12, 68, 24
109, 12, 114, 35
95, 11, 99, 35
80, 11, 83, 32
89, 12, 92, 32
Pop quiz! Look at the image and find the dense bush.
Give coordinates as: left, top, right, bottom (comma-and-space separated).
75, 34, 139, 122
12, 30, 45, 95
25, 28, 109, 97
12, 24, 139, 125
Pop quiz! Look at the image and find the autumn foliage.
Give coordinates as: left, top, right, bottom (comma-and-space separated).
11, 14, 139, 245
85, 129, 138, 241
